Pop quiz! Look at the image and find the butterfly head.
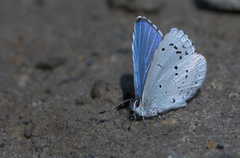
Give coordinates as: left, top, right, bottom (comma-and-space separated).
129, 98, 139, 120
131, 98, 143, 117
131, 98, 149, 120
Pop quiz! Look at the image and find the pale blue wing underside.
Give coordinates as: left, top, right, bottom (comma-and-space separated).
132, 16, 163, 99
140, 28, 207, 116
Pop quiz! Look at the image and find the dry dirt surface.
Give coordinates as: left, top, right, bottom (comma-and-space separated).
0, 0, 240, 157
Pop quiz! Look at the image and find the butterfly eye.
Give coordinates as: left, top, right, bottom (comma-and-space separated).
135, 99, 140, 107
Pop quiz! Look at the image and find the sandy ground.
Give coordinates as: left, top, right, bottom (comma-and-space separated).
0, 0, 240, 157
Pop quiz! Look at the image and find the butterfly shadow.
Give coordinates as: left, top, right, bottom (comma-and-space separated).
119, 74, 152, 121
186, 89, 202, 104
119, 74, 134, 110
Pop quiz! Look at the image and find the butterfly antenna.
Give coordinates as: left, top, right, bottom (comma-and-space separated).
99, 98, 134, 114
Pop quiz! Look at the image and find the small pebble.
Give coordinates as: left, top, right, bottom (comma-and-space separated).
35, 57, 66, 70
23, 120, 30, 125
32, 102, 38, 107
24, 130, 32, 139
0, 143, 5, 148
12, 36, 23, 47
17, 75, 29, 87
90, 51, 100, 58
228, 92, 240, 100
210, 80, 223, 90
206, 140, 217, 149
161, 119, 178, 125
78, 54, 85, 61
36, 145, 45, 152
216, 144, 224, 149
45, 88, 51, 94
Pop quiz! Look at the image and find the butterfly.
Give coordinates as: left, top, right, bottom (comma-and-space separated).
100, 16, 207, 120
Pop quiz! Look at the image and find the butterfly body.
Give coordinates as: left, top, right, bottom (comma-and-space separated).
132, 16, 207, 118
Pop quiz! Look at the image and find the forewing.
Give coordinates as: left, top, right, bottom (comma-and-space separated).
142, 28, 207, 112
132, 16, 163, 99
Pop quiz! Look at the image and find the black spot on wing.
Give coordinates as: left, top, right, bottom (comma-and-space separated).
176, 51, 181, 54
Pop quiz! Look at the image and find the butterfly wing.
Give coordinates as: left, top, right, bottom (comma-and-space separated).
141, 28, 207, 115
132, 16, 163, 99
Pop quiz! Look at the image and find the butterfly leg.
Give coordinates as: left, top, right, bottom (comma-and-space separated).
127, 120, 133, 131
141, 112, 146, 124
150, 109, 161, 119
143, 118, 146, 125
157, 114, 165, 119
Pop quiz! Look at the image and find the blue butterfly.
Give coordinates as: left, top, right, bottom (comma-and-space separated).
101, 16, 207, 120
